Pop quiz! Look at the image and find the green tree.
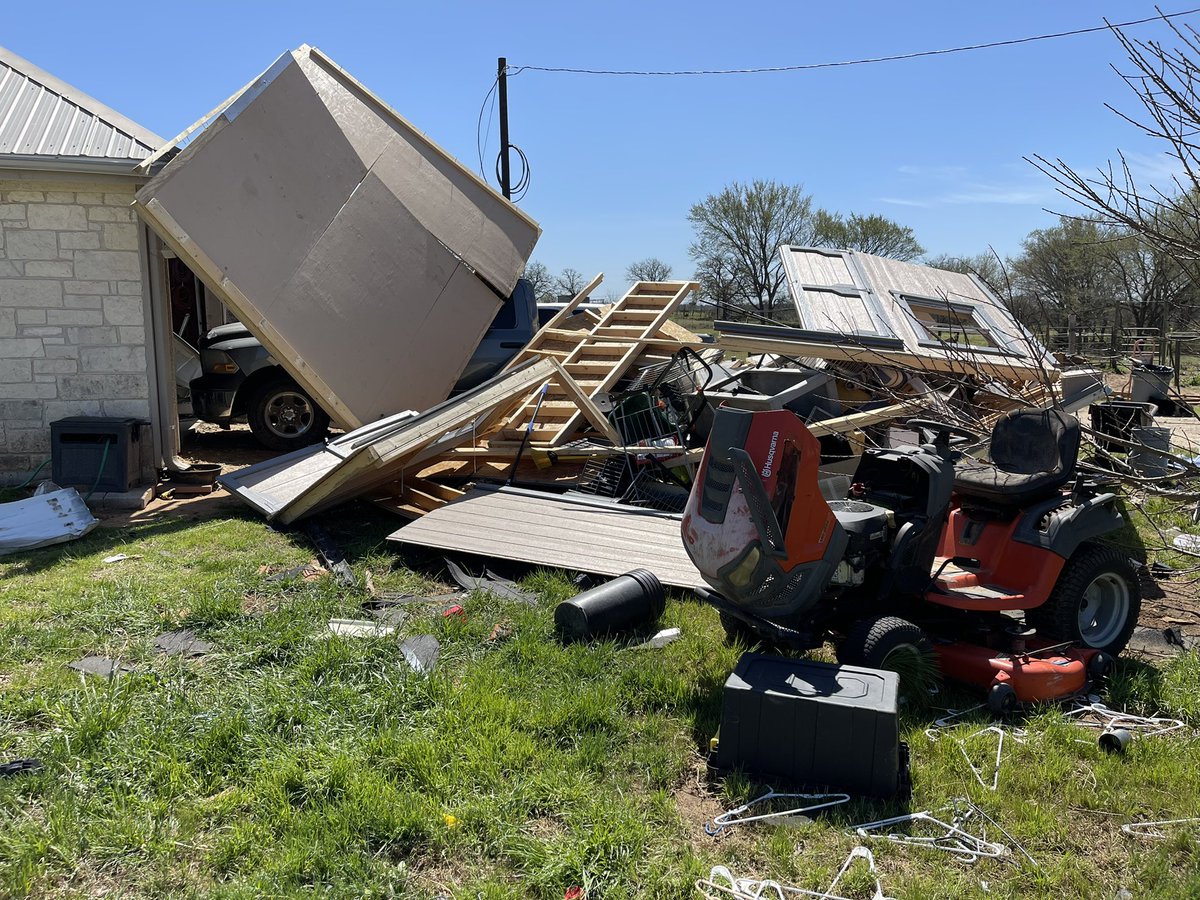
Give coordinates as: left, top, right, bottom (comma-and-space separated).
813, 211, 924, 260
688, 180, 816, 313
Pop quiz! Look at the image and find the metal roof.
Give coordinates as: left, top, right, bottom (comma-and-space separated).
0, 44, 163, 168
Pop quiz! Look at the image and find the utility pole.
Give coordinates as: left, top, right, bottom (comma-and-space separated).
497, 57, 511, 199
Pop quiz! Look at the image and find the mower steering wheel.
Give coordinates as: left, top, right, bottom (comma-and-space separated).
905, 419, 982, 444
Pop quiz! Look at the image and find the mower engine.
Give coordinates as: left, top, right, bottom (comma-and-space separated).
826, 500, 892, 588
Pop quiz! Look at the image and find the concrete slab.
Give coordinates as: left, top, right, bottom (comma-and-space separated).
86, 485, 153, 511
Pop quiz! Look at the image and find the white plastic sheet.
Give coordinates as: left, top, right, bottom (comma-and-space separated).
0, 488, 97, 556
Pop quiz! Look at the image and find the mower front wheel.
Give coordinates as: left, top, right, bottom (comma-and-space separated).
838, 616, 938, 693
1028, 543, 1141, 656
719, 612, 783, 654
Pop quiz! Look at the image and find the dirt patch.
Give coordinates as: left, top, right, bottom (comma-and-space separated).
674, 761, 753, 855
1132, 573, 1200, 660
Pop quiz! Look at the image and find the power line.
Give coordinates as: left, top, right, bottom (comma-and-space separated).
510, 7, 1200, 77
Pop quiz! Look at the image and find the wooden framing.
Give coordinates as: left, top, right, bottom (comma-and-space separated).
716, 327, 1059, 383
503, 280, 700, 445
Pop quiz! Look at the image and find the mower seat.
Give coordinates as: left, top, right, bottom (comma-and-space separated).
953, 409, 1080, 507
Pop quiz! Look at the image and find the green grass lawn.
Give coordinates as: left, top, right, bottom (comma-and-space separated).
2, 502, 1200, 898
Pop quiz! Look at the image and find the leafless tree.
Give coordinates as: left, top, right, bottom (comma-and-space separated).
523, 261, 555, 301
555, 267, 587, 297
626, 257, 674, 283
1029, 13, 1200, 283
688, 180, 817, 314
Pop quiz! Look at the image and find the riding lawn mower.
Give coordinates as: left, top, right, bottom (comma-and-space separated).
680, 405, 1140, 714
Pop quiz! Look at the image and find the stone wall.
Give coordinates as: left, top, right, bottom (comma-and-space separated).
0, 177, 152, 478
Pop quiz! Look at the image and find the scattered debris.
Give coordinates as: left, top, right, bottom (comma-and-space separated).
696, 846, 894, 900
1122, 817, 1200, 839
486, 621, 514, 643
1065, 701, 1187, 737
264, 560, 328, 583
0, 758, 43, 778
363, 601, 412, 629
400, 635, 440, 674
154, 630, 212, 657
102, 553, 141, 564
444, 558, 538, 605
954, 726, 1025, 792
68, 655, 134, 679
854, 801, 1009, 862
306, 522, 355, 588
705, 790, 851, 835
0, 487, 97, 556
441, 604, 467, 621
1099, 728, 1133, 754
327, 619, 395, 638
630, 627, 682, 650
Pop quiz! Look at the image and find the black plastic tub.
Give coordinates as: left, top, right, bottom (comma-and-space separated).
554, 569, 666, 640
169, 463, 223, 486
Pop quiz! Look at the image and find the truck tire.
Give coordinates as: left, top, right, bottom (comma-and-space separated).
247, 376, 329, 452
1026, 543, 1140, 656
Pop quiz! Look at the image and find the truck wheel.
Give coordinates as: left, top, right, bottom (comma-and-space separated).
838, 616, 938, 694
1027, 543, 1140, 656
247, 377, 330, 452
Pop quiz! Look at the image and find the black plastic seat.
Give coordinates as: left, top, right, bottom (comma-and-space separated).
953, 409, 1080, 507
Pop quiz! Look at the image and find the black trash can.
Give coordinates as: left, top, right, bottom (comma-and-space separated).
1089, 401, 1155, 451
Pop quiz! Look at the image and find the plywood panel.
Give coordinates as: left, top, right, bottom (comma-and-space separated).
134, 45, 540, 430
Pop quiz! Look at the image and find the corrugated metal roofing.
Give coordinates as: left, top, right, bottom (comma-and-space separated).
0, 44, 162, 163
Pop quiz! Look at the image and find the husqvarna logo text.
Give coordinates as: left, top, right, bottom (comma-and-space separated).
761, 431, 780, 478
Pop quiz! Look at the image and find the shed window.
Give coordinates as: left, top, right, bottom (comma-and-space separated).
902, 296, 1000, 350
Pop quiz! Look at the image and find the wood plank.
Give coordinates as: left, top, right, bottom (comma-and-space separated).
805, 401, 926, 436
716, 329, 1058, 382
504, 272, 603, 369
549, 359, 623, 445
221, 358, 556, 524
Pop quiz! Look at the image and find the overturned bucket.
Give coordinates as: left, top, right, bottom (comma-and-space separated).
555, 569, 666, 641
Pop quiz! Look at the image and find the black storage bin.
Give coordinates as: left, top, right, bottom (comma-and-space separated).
50, 416, 149, 493
712, 653, 902, 797
1089, 401, 1155, 451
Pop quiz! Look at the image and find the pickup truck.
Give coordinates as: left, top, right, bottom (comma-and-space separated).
190, 278, 538, 450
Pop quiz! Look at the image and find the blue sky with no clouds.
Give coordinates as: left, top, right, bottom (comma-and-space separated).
3, 2, 1192, 297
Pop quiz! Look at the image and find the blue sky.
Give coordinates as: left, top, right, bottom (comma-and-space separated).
4, 2, 1191, 298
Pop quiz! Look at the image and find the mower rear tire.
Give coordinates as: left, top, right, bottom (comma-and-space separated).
1027, 543, 1140, 656
838, 616, 937, 692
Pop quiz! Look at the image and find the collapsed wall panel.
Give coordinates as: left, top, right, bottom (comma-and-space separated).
135, 45, 540, 429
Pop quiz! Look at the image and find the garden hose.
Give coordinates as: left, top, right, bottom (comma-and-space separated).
10, 458, 51, 491
84, 439, 113, 502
